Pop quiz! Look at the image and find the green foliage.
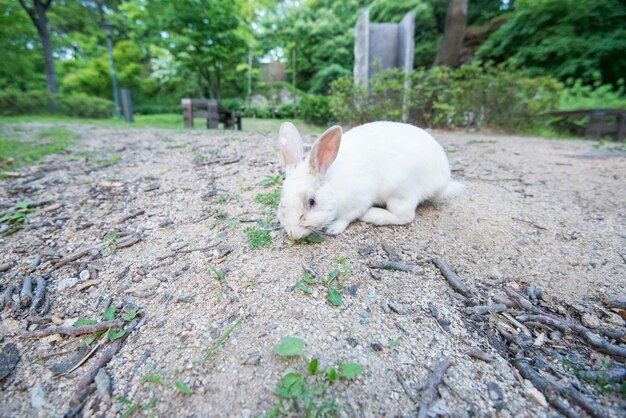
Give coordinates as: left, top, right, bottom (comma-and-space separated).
331, 63, 565, 130
206, 317, 242, 361
254, 188, 281, 209
326, 287, 342, 306
308, 64, 352, 95
0, 90, 56, 116
174, 381, 192, 395
477, 0, 626, 86
0, 89, 112, 119
244, 227, 272, 249
300, 95, 334, 126
560, 77, 626, 111
269, 336, 364, 417
260, 174, 282, 186
273, 336, 305, 357
59, 94, 113, 119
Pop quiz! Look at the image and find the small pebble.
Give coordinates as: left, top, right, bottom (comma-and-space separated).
57, 277, 79, 291
581, 313, 601, 329
30, 386, 47, 410
524, 386, 547, 407
371, 342, 384, 351
356, 309, 369, 319
79, 269, 91, 281
381, 300, 390, 314
242, 354, 261, 365
95, 369, 112, 399
346, 337, 358, 347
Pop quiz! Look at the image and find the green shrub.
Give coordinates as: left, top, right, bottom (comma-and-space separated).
330, 63, 565, 131
249, 105, 272, 119
220, 98, 245, 112
560, 76, 626, 111
300, 95, 333, 125
276, 103, 296, 119
59, 93, 113, 118
135, 103, 180, 115
0, 89, 113, 119
0, 89, 56, 115
309, 64, 352, 95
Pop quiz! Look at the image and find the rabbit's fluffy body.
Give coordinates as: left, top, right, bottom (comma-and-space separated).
278, 121, 462, 239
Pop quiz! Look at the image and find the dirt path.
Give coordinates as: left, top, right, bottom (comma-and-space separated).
0, 123, 624, 417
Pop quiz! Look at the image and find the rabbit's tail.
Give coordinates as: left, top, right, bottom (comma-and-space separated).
433, 180, 464, 202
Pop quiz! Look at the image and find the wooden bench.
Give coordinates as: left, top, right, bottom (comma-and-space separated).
548, 109, 625, 141
181, 98, 242, 130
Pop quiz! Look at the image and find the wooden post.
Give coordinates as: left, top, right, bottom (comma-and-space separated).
120, 89, 134, 123
585, 110, 604, 139
182, 98, 193, 129
207, 99, 219, 129
616, 111, 626, 141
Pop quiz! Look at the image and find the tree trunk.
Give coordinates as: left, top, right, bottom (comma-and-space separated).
19, 0, 57, 93
433, 0, 468, 68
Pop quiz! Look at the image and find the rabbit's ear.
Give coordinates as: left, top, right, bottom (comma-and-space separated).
279, 122, 303, 167
310, 126, 342, 176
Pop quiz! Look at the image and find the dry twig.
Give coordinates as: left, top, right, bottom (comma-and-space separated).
433, 258, 472, 297
417, 357, 453, 418
20, 276, 32, 307
76, 319, 138, 391
371, 260, 422, 274
512, 359, 609, 418
516, 314, 626, 358
29, 277, 46, 313
21, 319, 124, 339
465, 304, 507, 315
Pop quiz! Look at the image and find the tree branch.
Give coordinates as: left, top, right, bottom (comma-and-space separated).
18, 0, 37, 22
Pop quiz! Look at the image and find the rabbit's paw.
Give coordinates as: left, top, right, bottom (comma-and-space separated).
325, 220, 350, 236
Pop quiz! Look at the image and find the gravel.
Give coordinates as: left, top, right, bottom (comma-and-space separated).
0, 122, 624, 417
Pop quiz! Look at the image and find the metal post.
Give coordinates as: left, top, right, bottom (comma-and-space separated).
101, 21, 121, 120
120, 88, 134, 122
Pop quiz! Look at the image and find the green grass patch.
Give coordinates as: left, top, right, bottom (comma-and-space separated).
0, 114, 325, 134
0, 126, 74, 171
244, 227, 272, 249
254, 188, 281, 209
268, 336, 364, 417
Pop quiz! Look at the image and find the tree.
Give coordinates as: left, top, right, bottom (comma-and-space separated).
433, 0, 468, 67
18, 0, 58, 93
476, 0, 626, 85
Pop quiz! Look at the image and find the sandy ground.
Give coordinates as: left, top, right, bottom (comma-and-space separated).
0, 122, 624, 417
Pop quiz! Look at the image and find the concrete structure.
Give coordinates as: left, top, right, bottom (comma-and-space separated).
354, 11, 415, 86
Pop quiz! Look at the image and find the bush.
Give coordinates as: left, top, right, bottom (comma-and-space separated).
275, 103, 296, 119
59, 93, 113, 118
0, 89, 113, 119
220, 98, 245, 112
330, 63, 565, 131
300, 95, 333, 125
249, 105, 272, 119
135, 103, 180, 115
0, 89, 56, 115
560, 76, 626, 111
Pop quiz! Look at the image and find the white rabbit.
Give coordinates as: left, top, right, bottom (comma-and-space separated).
277, 121, 463, 239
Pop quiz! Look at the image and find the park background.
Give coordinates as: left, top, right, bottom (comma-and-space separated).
1, 0, 625, 136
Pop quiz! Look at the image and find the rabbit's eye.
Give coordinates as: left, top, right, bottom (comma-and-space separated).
308, 198, 316, 208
